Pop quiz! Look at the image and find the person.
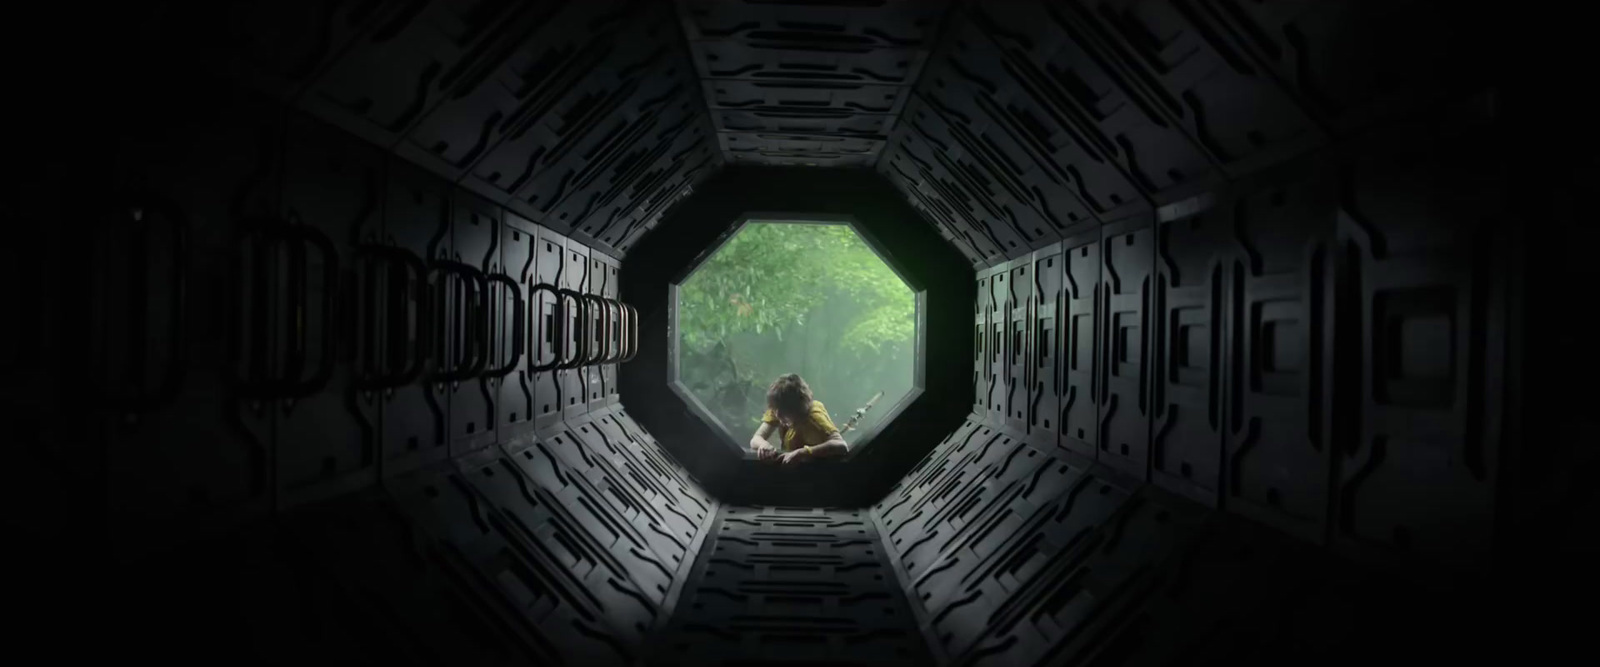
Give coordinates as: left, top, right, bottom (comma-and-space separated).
749, 374, 848, 465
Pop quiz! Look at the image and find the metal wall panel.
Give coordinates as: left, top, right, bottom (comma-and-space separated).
298, 1, 559, 151
973, 270, 994, 414
275, 114, 386, 509
103, 100, 280, 553
498, 213, 540, 443
384, 462, 638, 665
560, 239, 591, 420
1151, 197, 1230, 507
919, 19, 1138, 228
683, 0, 950, 166
449, 190, 502, 456
1333, 127, 1505, 568
1027, 244, 1065, 446
962, 1, 1219, 207
984, 269, 1008, 425
379, 161, 454, 478
1003, 258, 1034, 434
1223, 167, 1337, 544
1060, 232, 1102, 459
532, 226, 570, 431
656, 506, 930, 666
394, 1, 640, 181
1097, 217, 1155, 479
1062, 0, 1327, 179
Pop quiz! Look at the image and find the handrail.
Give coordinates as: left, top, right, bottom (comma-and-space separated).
482, 273, 525, 378
235, 219, 340, 399
432, 259, 488, 382
356, 244, 428, 390
620, 303, 640, 363
104, 196, 189, 411
599, 297, 624, 363
583, 293, 608, 366
556, 288, 587, 369
527, 282, 562, 373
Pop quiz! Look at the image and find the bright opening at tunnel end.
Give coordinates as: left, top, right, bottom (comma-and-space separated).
672, 219, 919, 458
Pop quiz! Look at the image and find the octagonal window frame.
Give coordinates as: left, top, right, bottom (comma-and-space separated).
666, 212, 927, 460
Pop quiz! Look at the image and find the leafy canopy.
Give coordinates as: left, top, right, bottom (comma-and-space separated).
677, 222, 916, 432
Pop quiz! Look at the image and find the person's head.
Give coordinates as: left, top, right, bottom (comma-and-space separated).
766, 374, 812, 425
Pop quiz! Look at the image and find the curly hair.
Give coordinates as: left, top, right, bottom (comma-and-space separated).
766, 373, 813, 421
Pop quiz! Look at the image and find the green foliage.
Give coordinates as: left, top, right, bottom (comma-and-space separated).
677, 222, 916, 433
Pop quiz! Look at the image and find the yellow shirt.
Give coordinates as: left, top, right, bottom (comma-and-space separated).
761, 401, 839, 452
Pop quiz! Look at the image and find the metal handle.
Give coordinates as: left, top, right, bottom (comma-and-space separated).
483, 273, 525, 378
528, 283, 562, 373
281, 221, 340, 399
583, 293, 607, 366
620, 303, 640, 363
432, 260, 487, 382
600, 298, 624, 363
104, 196, 190, 411
356, 244, 427, 389
556, 288, 587, 369
235, 220, 340, 399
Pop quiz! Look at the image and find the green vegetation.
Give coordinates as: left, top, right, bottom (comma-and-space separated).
676, 222, 916, 438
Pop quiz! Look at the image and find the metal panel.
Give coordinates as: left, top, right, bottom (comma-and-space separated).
898, 99, 1055, 253
921, 19, 1146, 226
298, 1, 558, 150
973, 270, 994, 414
1224, 168, 1337, 544
712, 109, 895, 137
952, 486, 1205, 665
454, 447, 660, 641
1098, 217, 1154, 479
532, 425, 693, 570
274, 114, 386, 509
561, 239, 591, 420
499, 435, 678, 605
961, 1, 1220, 206
571, 122, 717, 252
385, 463, 636, 665
103, 100, 280, 552
1027, 244, 1065, 446
394, 1, 640, 180
689, 41, 927, 86
1061, 231, 1102, 458
498, 213, 540, 444
1063, 0, 1327, 178
679, 0, 949, 49
984, 269, 1008, 425
1333, 130, 1505, 568
1150, 198, 1230, 507
879, 144, 1000, 266
465, 5, 684, 213
449, 190, 502, 456
659, 506, 929, 666
531, 227, 569, 430
1178, 0, 1458, 137
914, 454, 1125, 659
379, 160, 453, 478
1003, 258, 1034, 434
702, 79, 905, 115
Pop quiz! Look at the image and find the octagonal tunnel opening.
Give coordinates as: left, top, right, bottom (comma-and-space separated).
672, 218, 922, 457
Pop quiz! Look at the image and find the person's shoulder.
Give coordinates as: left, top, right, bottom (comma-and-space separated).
809, 400, 827, 414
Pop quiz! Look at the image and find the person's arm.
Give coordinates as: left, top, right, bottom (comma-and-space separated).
750, 422, 779, 460
780, 432, 848, 464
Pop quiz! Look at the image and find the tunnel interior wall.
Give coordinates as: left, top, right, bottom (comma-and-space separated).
2, 0, 1592, 665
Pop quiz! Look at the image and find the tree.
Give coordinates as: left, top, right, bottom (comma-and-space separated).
677, 222, 916, 434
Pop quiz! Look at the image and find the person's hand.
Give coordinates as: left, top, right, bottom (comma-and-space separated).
779, 447, 811, 466
752, 441, 779, 462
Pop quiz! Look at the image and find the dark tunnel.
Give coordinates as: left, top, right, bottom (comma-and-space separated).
6, 1, 1596, 665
